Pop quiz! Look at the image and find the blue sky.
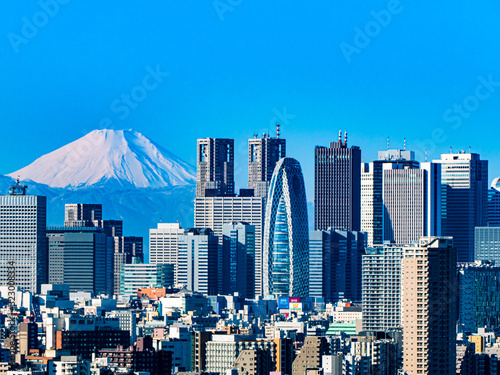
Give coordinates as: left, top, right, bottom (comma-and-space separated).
1, 1, 499, 197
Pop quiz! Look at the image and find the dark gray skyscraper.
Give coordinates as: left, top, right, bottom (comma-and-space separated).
315, 131, 361, 231
196, 138, 234, 197
433, 151, 488, 262
248, 128, 286, 197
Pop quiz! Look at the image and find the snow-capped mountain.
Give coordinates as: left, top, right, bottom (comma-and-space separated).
1, 129, 197, 255
8, 129, 196, 189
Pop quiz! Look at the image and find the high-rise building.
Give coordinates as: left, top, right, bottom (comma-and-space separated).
119, 263, 174, 296
361, 148, 439, 246
475, 226, 500, 263
458, 261, 500, 333
196, 138, 234, 197
177, 228, 219, 295
263, 157, 309, 297
309, 230, 366, 302
362, 244, 403, 332
64, 203, 102, 227
0, 180, 47, 293
47, 227, 114, 295
222, 222, 256, 298
402, 237, 456, 375
433, 151, 488, 262
194, 196, 264, 297
315, 131, 361, 231
382, 162, 441, 244
149, 223, 184, 284
488, 177, 500, 226
248, 130, 286, 197
113, 236, 143, 295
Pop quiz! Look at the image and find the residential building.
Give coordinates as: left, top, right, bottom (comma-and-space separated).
315, 131, 361, 231
402, 237, 457, 375
291, 337, 328, 375
0, 180, 47, 293
263, 157, 309, 297
433, 151, 488, 262
362, 244, 403, 331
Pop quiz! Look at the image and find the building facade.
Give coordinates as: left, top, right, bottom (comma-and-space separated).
248, 133, 286, 197
315, 132, 361, 232
402, 237, 457, 375
263, 157, 309, 297
177, 228, 219, 295
362, 244, 403, 331
309, 230, 366, 302
475, 226, 500, 263
221, 222, 256, 298
196, 138, 234, 197
47, 227, 114, 295
149, 223, 184, 284
433, 151, 488, 262
194, 196, 264, 297
0, 181, 47, 293
382, 162, 441, 245
119, 263, 174, 296
458, 261, 500, 333
64, 203, 102, 227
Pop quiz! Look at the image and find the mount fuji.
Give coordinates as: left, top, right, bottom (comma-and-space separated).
8, 129, 196, 189
2, 129, 197, 256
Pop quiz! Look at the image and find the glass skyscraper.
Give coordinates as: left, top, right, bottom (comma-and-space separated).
263, 157, 309, 297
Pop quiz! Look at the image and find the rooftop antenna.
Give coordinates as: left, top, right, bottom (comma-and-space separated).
263, 132, 266, 139
344, 131, 347, 146
404, 138, 406, 151
387, 137, 390, 151
469, 146, 471, 153
276, 124, 280, 139
425, 149, 428, 162
450, 146, 452, 153
338, 129, 342, 143
253, 134, 258, 139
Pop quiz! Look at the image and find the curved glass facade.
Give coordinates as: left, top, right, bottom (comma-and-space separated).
263, 157, 309, 297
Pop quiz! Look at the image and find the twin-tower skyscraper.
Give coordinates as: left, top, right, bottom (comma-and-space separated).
194, 129, 309, 297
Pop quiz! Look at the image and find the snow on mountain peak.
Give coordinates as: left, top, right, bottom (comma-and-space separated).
8, 129, 196, 189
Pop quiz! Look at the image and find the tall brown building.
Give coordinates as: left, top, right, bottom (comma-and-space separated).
292, 337, 328, 375
402, 237, 457, 375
